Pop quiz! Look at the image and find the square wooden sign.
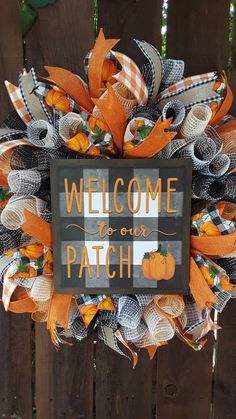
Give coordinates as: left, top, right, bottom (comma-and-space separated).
51, 159, 192, 294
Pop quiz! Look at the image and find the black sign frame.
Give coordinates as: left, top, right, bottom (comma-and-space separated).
51, 158, 192, 295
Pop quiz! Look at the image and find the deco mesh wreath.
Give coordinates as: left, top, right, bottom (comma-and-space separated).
0, 29, 235, 365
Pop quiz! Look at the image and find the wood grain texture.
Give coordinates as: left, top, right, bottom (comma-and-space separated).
25, 0, 95, 78
0, 0, 23, 122
166, 0, 231, 75
25, 3, 95, 416
35, 324, 94, 419
98, 0, 163, 63
0, 2, 32, 418
95, 341, 154, 419
156, 336, 214, 419
212, 301, 236, 419
0, 307, 33, 419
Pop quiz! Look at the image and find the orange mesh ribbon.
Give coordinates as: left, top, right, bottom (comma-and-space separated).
44, 66, 94, 113
8, 292, 37, 313
88, 28, 119, 98
21, 210, 52, 249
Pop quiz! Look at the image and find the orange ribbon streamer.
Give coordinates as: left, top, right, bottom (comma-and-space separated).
190, 227, 236, 310
93, 84, 127, 154
21, 210, 52, 249
210, 72, 233, 126
189, 256, 218, 311
47, 294, 72, 330
88, 28, 119, 98
191, 231, 236, 256
43, 66, 94, 113
123, 117, 177, 158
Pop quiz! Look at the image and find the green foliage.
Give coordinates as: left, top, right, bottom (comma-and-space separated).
19, 0, 57, 36
28, 0, 56, 6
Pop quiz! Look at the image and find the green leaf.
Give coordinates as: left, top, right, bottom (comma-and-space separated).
143, 252, 150, 260
139, 125, 153, 140
17, 261, 29, 273
35, 256, 44, 269
19, 2, 37, 36
28, 0, 57, 7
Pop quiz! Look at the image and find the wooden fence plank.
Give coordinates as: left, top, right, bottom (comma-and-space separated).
25, 0, 95, 77
212, 301, 236, 419
24, 2, 95, 417
0, 0, 24, 122
156, 336, 214, 419
95, 341, 154, 419
98, 0, 163, 62
0, 2, 33, 418
35, 324, 94, 419
166, 0, 231, 75
0, 308, 33, 419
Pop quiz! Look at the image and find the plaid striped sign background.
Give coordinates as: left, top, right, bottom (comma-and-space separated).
51, 159, 192, 294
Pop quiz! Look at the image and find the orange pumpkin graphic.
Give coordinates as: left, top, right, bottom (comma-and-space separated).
66, 132, 90, 152
19, 243, 44, 260
199, 221, 220, 237
220, 275, 233, 291
87, 146, 100, 156
88, 116, 110, 133
45, 89, 71, 113
12, 265, 36, 279
44, 249, 53, 274
142, 247, 175, 281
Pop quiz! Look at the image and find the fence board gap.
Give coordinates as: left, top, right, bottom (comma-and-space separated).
98, 0, 163, 63
166, 0, 231, 76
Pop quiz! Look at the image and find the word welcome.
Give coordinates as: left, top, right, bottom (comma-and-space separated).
64, 176, 178, 215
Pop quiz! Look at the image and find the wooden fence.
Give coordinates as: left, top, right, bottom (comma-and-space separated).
0, 0, 235, 418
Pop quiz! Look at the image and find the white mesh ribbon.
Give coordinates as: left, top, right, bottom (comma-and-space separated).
31, 299, 50, 323
29, 275, 53, 301
154, 295, 185, 318
143, 302, 175, 342
180, 104, 212, 138
8, 169, 43, 195
1, 196, 46, 230
27, 120, 63, 149
201, 153, 230, 177
162, 100, 186, 132
177, 135, 217, 170
59, 112, 85, 142
120, 321, 148, 342
117, 296, 142, 329
92, 82, 137, 120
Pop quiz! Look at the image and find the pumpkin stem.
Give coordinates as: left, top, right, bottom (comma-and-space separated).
143, 252, 150, 259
